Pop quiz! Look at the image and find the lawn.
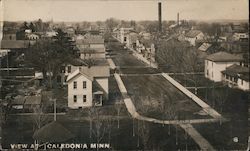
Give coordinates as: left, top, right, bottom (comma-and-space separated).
193, 121, 248, 150
121, 75, 211, 120
2, 115, 200, 150
118, 67, 160, 74
172, 74, 249, 150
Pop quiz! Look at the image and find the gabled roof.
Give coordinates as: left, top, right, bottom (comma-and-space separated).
66, 68, 94, 82
206, 51, 243, 62
198, 43, 212, 52
33, 121, 75, 143
222, 64, 249, 81
66, 66, 110, 82
77, 46, 105, 53
185, 30, 203, 38
1, 40, 29, 49
76, 38, 104, 44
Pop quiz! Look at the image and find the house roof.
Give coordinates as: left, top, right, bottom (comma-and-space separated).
0, 40, 29, 49
12, 95, 41, 105
77, 46, 105, 53
206, 51, 243, 62
33, 121, 75, 143
222, 64, 249, 81
66, 66, 110, 82
185, 30, 202, 38
198, 43, 212, 52
75, 35, 104, 44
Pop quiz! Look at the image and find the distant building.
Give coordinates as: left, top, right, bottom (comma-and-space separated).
26, 33, 40, 40
114, 27, 134, 45
136, 38, 156, 62
12, 95, 42, 110
198, 43, 212, 52
222, 64, 249, 91
66, 66, 110, 109
185, 30, 204, 46
76, 35, 106, 59
204, 51, 243, 82
2, 33, 16, 40
232, 32, 249, 41
0, 49, 11, 58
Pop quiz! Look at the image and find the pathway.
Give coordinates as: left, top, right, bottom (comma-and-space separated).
108, 56, 217, 150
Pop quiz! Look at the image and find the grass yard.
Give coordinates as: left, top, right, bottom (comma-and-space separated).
193, 121, 248, 150
2, 115, 200, 150
121, 75, 211, 120
118, 67, 160, 74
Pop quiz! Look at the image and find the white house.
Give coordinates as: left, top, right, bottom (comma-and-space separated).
185, 30, 204, 46
0, 49, 10, 58
233, 32, 249, 41
205, 51, 243, 82
26, 33, 39, 40
221, 64, 249, 91
66, 65, 110, 109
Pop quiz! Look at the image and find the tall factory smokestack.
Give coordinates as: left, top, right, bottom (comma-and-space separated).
177, 13, 179, 26
158, 2, 162, 33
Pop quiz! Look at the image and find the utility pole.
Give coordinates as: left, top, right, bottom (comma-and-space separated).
54, 99, 57, 121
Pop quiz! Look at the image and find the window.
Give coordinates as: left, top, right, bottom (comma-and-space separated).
211, 62, 213, 67
241, 79, 243, 85
212, 72, 213, 78
83, 81, 87, 89
124, 37, 127, 42
206, 70, 209, 76
83, 95, 87, 102
68, 66, 71, 73
73, 95, 77, 102
73, 81, 77, 89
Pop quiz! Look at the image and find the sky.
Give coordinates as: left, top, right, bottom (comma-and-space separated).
2, 0, 249, 22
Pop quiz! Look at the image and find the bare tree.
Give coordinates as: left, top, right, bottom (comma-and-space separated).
91, 107, 110, 151
114, 100, 123, 129
32, 104, 49, 130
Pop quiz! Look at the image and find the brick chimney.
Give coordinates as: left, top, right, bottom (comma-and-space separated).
177, 13, 179, 26
158, 2, 162, 33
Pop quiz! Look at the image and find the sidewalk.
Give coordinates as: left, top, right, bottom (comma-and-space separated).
108, 40, 220, 150
180, 124, 216, 151
113, 71, 217, 150
162, 73, 222, 119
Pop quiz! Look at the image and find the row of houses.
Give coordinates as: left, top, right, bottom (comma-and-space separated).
113, 28, 157, 64
3, 28, 58, 41
1, 27, 110, 110
205, 51, 249, 91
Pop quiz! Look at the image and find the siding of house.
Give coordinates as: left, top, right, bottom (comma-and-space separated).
95, 78, 109, 98
186, 32, 204, 46
68, 74, 93, 109
205, 60, 240, 82
238, 79, 249, 91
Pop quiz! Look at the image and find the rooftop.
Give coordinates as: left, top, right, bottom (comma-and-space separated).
0, 40, 30, 49
198, 43, 212, 52
33, 121, 75, 143
185, 30, 202, 38
206, 51, 243, 62
222, 64, 249, 81
67, 65, 110, 82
